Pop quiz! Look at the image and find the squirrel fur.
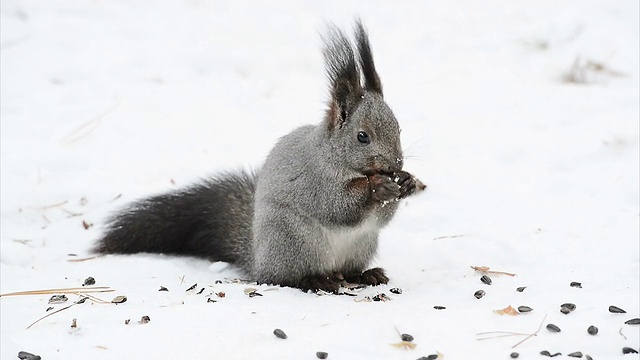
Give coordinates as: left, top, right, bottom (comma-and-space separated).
94, 21, 424, 293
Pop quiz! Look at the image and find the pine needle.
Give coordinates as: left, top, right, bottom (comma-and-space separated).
0, 286, 113, 297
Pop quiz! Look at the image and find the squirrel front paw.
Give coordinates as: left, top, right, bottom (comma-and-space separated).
344, 267, 389, 286
368, 173, 401, 202
298, 273, 342, 293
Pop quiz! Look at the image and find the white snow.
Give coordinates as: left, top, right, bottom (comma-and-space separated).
1, 1, 638, 359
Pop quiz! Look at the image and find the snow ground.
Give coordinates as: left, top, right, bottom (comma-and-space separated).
1, 1, 639, 359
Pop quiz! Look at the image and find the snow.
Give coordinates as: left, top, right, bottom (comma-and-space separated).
1, 0, 638, 359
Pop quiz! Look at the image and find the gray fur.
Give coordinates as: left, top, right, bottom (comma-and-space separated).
95, 22, 413, 292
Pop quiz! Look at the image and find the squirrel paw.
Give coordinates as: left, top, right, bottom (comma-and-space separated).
344, 267, 389, 286
368, 174, 401, 202
394, 170, 418, 199
298, 273, 341, 293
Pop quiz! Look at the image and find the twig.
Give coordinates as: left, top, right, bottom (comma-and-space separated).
512, 315, 547, 348
1, 286, 112, 297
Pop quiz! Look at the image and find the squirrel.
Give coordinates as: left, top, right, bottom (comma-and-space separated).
94, 21, 425, 293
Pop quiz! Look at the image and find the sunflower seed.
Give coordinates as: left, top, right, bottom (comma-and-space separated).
585, 355, 592, 360
622, 347, 638, 354
474, 290, 486, 299
568, 351, 583, 358
401, 333, 414, 342
389, 288, 402, 294
561, 303, 576, 311
516, 286, 526, 292
273, 328, 287, 339
518, 305, 533, 313
48, 294, 68, 304
570, 282, 582, 288
111, 295, 127, 304
625, 318, 640, 325
480, 275, 492, 285
316, 351, 328, 359
609, 305, 626, 313
587, 325, 598, 335
83, 277, 96, 286
546, 324, 561, 333
18, 351, 41, 360
510, 352, 519, 358
426, 355, 438, 360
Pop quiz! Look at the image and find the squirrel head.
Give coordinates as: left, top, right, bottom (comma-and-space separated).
322, 21, 403, 176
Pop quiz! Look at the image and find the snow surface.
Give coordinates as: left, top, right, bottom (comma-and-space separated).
1, 1, 639, 359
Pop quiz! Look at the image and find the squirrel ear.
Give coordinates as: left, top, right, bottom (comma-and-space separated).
354, 20, 383, 95
323, 25, 362, 131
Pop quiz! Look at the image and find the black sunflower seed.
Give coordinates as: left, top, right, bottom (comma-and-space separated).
518, 305, 533, 313
609, 305, 626, 313
480, 275, 492, 285
316, 351, 328, 359
510, 352, 519, 358
401, 333, 414, 342
622, 347, 638, 354
560, 306, 572, 315
587, 325, 598, 335
561, 303, 576, 311
570, 282, 582, 288
546, 324, 561, 333
273, 328, 287, 339
568, 351, 583, 358
625, 318, 640, 325
18, 351, 41, 360
83, 277, 96, 286
474, 290, 486, 299
516, 286, 526, 292
585, 355, 593, 360
426, 355, 438, 360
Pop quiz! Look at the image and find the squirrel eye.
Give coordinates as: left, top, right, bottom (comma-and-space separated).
357, 131, 370, 144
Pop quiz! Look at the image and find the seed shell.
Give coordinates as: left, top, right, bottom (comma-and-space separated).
560, 306, 571, 315
622, 347, 638, 354
516, 286, 526, 292
111, 295, 127, 304
433, 305, 446, 310
568, 351, 583, 358
570, 282, 582, 288
273, 328, 287, 339
546, 324, 561, 333
400, 333, 414, 342
480, 275, 492, 285
624, 317, 640, 325
389, 288, 402, 295
138, 315, 150, 324
316, 352, 328, 359
517, 305, 533, 313
474, 290, 486, 299
82, 277, 96, 286
609, 305, 626, 313
587, 325, 598, 335
561, 303, 576, 311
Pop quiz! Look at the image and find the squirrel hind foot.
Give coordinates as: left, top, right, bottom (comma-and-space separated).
344, 267, 389, 286
297, 274, 342, 294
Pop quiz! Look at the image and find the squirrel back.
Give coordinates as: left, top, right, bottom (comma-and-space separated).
94, 21, 422, 292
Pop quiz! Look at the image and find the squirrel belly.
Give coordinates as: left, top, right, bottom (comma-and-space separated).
94, 21, 423, 293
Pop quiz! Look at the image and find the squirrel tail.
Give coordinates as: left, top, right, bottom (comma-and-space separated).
93, 170, 256, 272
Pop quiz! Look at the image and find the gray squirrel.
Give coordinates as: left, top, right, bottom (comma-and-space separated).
94, 21, 425, 293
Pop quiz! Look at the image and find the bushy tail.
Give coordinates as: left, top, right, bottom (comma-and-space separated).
94, 170, 256, 272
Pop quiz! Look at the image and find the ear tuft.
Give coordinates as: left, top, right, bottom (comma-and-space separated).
354, 20, 383, 95
322, 25, 362, 131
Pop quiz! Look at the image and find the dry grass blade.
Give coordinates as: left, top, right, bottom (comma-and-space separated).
26, 296, 88, 329
471, 265, 517, 277
476, 315, 547, 348
67, 255, 102, 262
433, 234, 466, 240
0, 286, 113, 297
